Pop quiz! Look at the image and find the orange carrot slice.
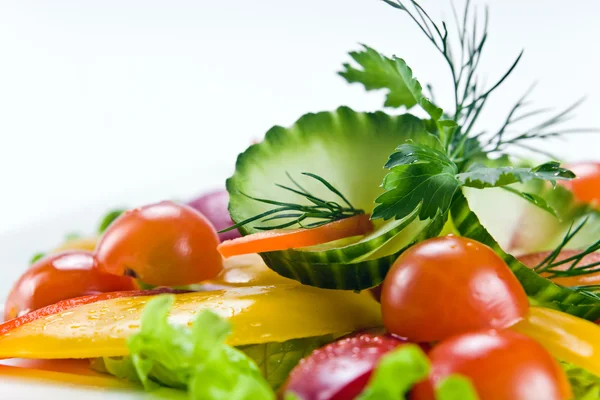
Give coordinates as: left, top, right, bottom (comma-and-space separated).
217, 214, 373, 258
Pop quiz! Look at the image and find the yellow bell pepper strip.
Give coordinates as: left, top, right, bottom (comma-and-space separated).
0, 256, 381, 360
512, 306, 600, 377
52, 237, 98, 253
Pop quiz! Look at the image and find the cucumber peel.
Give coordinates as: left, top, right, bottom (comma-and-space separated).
227, 107, 444, 290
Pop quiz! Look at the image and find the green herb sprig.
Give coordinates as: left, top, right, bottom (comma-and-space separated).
221, 173, 364, 232
340, 0, 585, 223
534, 217, 600, 281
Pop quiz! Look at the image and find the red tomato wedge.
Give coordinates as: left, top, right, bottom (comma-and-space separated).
0, 288, 183, 336
217, 214, 373, 258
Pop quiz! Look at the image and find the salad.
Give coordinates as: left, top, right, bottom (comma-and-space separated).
1, 1, 600, 399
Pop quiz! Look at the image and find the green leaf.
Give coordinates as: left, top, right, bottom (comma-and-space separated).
98, 209, 126, 234
373, 143, 460, 221
339, 44, 422, 109
356, 344, 430, 400
561, 362, 600, 400
435, 375, 479, 400
104, 295, 274, 400
29, 252, 46, 265
501, 186, 558, 217
420, 98, 444, 121
239, 335, 334, 390
457, 162, 575, 189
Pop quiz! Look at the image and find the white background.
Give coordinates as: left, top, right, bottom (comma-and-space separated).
0, 0, 599, 272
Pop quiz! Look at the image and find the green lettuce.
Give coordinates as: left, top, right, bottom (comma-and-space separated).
239, 335, 334, 390
562, 362, 600, 399
99, 294, 274, 400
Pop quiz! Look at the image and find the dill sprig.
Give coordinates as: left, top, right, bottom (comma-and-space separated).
384, 0, 521, 131
384, 0, 596, 160
534, 217, 600, 279
220, 173, 364, 232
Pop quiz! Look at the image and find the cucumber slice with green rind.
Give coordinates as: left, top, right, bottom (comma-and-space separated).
227, 106, 439, 235
282, 206, 421, 263
260, 213, 445, 290
451, 190, 600, 321
227, 107, 442, 288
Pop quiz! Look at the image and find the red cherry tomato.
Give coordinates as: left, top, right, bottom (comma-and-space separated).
95, 201, 223, 286
561, 162, 600, 204
381, 236, 528, 342
283, 332, 408, 400
519, 249, 600, 288
412, 330, 572, 400
4, 251, 136, 321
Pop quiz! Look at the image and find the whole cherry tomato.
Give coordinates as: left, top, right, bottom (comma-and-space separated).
381, 236, 528, 342
561, 162, 600, 204
412, 329, 572, 400
4, 251, 136, 321
95, 201, 223, 286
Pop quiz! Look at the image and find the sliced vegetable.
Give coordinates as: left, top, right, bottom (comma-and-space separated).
187, 189, 241, 241
260, 214, 445, 290
218, 214, 373, 258
106, 295, 275, 400
381, 235, 528, 342
282, 332, 408, 400
411, 329, 572, 400
95, 201, 223, 286
53, 237, 98, 253
0, 258, 381, 359
4, 251, 137, 321
227, 107, 444, 287
512, 307, 600, 378
279, 206, 421, 264
450, 191, 600, 321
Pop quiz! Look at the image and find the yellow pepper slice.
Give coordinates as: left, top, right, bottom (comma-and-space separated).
512, 306, 600, 376
52, 237, 98, 253
0, 255, 381, 359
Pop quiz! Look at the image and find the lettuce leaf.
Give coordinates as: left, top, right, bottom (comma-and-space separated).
239, 335, 334, 390
97, 294, 274, 400
562, 362, 600, 399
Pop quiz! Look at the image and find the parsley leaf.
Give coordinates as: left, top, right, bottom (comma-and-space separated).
373, 143, 460, 221
339, 44, 423, 110
457, 162, 575, 189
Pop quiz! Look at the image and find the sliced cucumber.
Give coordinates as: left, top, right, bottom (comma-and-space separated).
282, 206, 421, 263
260, 214, 445, 290
467, 180, 600, 255
227, 107, 442, 289
451, 190, 600, 321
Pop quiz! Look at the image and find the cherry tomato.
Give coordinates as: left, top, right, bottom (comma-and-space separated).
381, 236, 528, 342
561, 162, 600, 204
95, 201, 223, 286
519, 249, 600, 288
412, 329, 572, 400
4, 251, 136, 321
283, 332, 408, 400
